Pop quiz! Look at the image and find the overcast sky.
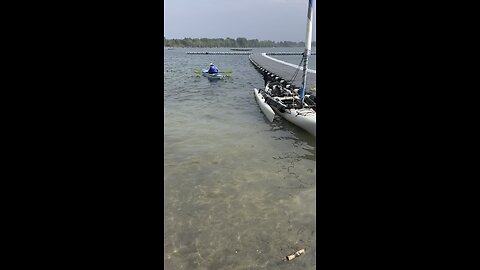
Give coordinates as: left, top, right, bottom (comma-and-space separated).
164, 0, 316, 42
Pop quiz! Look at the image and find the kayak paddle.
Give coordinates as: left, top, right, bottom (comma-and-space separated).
195, 70, 232, 74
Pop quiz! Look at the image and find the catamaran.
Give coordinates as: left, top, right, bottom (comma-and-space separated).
254, 0, 316, 137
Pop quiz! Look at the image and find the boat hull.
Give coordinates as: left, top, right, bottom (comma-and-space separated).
254, 88, 275, 122
258, 83, 316, 137
272, 106, 316, 137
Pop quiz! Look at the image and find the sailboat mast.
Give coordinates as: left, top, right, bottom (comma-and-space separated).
300, 0, 314, 101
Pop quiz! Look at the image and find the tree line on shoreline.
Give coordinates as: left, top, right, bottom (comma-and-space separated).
164, 37, 316, 48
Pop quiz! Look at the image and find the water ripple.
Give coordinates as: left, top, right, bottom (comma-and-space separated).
165, 47, 316, 270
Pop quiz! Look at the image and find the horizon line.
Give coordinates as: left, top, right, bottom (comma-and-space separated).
164, 36, 316, 43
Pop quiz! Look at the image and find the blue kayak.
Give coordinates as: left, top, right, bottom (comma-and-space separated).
201, 69, 227, 79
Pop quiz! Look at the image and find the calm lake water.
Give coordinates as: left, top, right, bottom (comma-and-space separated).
164, 47, 316, 269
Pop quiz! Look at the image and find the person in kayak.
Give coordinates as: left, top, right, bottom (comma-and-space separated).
207, 63, 218, 74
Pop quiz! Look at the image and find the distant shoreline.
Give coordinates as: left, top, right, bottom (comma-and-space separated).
164, 37, 316, 48
164, 45, 317, 48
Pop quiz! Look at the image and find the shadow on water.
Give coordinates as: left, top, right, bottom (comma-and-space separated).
207, 77, 227, 83
270, 118, 316, 149
206, 74, 233, 82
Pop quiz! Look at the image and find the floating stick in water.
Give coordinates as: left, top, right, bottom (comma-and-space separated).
285, 248, 305, 261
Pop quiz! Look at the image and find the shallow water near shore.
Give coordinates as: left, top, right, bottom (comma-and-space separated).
164, 47, 316, 269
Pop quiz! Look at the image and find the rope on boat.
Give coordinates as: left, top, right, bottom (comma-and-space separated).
288, 55, 304, 83
295, 110, 315, 117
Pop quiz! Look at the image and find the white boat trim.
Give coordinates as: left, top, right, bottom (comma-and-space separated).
254, 88, 275, 122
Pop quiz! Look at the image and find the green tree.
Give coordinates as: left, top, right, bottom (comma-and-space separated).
164, 37, 307, 48
236, 37, 247, 47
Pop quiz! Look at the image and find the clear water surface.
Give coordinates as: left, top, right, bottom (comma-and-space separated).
164, 47, 317, 269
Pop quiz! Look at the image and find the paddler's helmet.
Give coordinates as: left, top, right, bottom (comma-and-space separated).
210, 63, 214, 66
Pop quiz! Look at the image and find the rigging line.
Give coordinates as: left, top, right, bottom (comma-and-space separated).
290, 57, 303, 82
288, 55, 304, 83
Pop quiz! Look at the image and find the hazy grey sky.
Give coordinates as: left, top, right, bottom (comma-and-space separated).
164, 0, 316, 42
